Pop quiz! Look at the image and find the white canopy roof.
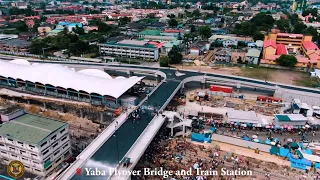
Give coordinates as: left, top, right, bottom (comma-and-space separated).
0, 60, 143, 98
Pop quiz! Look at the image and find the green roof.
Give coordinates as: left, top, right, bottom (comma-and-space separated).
164, 39, 182, 48
275, 115, 291, 122
138, 29, 161, 36
104, 41, 157, 49
0, 114, 67, 145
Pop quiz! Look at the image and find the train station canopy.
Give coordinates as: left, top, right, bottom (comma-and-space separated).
0, 60, 144, 98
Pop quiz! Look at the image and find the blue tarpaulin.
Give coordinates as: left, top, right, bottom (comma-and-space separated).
288, 154, 312, 166
304, 149, 312, 155
191, 133, 205, 143
265, 139, 271, 145
291, 162, 307, 170
316, 163, 320, 169
243, 136, 251, 141
210, 127, 217, 132
279, 148, 290, 157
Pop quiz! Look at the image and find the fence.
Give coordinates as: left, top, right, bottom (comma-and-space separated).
212, 134, 272, 152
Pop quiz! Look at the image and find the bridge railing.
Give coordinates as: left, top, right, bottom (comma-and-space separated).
108, 81, 183, 180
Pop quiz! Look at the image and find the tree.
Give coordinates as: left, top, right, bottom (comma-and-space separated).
159, 56, 170, 67
237, 56, 243, 64
302, 26, 319, 41
185, 4, 190, 9
253, 31, 264, 41
118, 17, 131, 26
192, 9, 201, 17
168, 46, 183, 64
190, 25, 196, 33
316, 16, 320, 22
275, 18, 290, 32
293, 22, 307, 34
167, 14, 175, 18
168, 18, 178, 27
199, 26, 211, 40
72, 25, 85, 35
15, 21, 28, 32
308, 17, 314, 23
276, 55, 298, 67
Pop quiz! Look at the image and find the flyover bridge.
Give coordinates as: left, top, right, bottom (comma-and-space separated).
3, 59, 319, 180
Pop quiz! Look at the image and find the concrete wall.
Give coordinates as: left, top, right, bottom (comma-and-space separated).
212, 134, 271, 152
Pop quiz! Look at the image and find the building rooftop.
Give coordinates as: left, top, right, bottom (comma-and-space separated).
246, 48, 261, 57
104, 40, 157, 49
302, 41, 319, 50
276, 44, 288, 55
0, 39, 31, 47
138, 29, 161, 36
0, 114, 67, 144
0, 60, 144, 99
264, 39, 277, 48
275, 114, 308, 122
277, 33, 304, 38
0, 105, 23, 116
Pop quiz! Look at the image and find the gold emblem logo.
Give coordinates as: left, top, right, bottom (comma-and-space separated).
7, 160, 25, 178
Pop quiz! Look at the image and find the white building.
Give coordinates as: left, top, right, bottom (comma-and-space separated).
99, 40, 159, 60
222, 38, 238, 47
245, 48, 261, 65
247, 40, 264, 50
0, 106, 25, 122
0, 114, 71, 177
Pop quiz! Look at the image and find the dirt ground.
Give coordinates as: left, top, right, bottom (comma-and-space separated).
172, 65, 309, 86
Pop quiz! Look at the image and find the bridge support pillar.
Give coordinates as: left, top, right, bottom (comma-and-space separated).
27, 100, 30, 105
127, 70, 133, 77
201, 79, 206, 89
180, 83, 185, 93
236, 83, 241, 93
43, 102, 46, 109
80, 109, 83, 118
156, 75, 161, 84
100, 112, 104, 123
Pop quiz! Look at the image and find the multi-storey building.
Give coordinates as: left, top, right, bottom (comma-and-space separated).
0, 114, 71, 177
99, 40, 159, 60
262, 33, 320, 68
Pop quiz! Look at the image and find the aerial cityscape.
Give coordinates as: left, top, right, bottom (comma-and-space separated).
0, 0, 320, 180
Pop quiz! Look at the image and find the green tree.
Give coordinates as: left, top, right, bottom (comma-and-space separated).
293, 22, 307, 34
118, 17, 131, 26
16, 21, 28, 32
253, 31, 264, 41
308, 17, 314, 23
72, 25, 85, 35
237, 56, 243, 64
199, 26, 211, 40
185, 4, 190, 9
192, 9, 201, 17
316, 16, 320, 22
159, 56, 170, 67
275, 18, 290, 32
168, 46, 183, 64
302, 26, 319, 41
190, 24, 196, 33
276, 55, 298, 67
168, 18, 178, 27
167, 14, 175, 18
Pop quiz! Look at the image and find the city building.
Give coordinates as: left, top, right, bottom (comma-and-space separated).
247, 40, 264, 50
292, 0, 308, 12
0, 39, 31, 52
222, 38, 238, 47
99, 40, 159, 60
274, 114, 308, 126
0, 113, 71, 177
0, 105, 25, 122
246, 48, 261, 65
0, 60, 144, 107
262, 33, 319, 68
214, 48, 231, 62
